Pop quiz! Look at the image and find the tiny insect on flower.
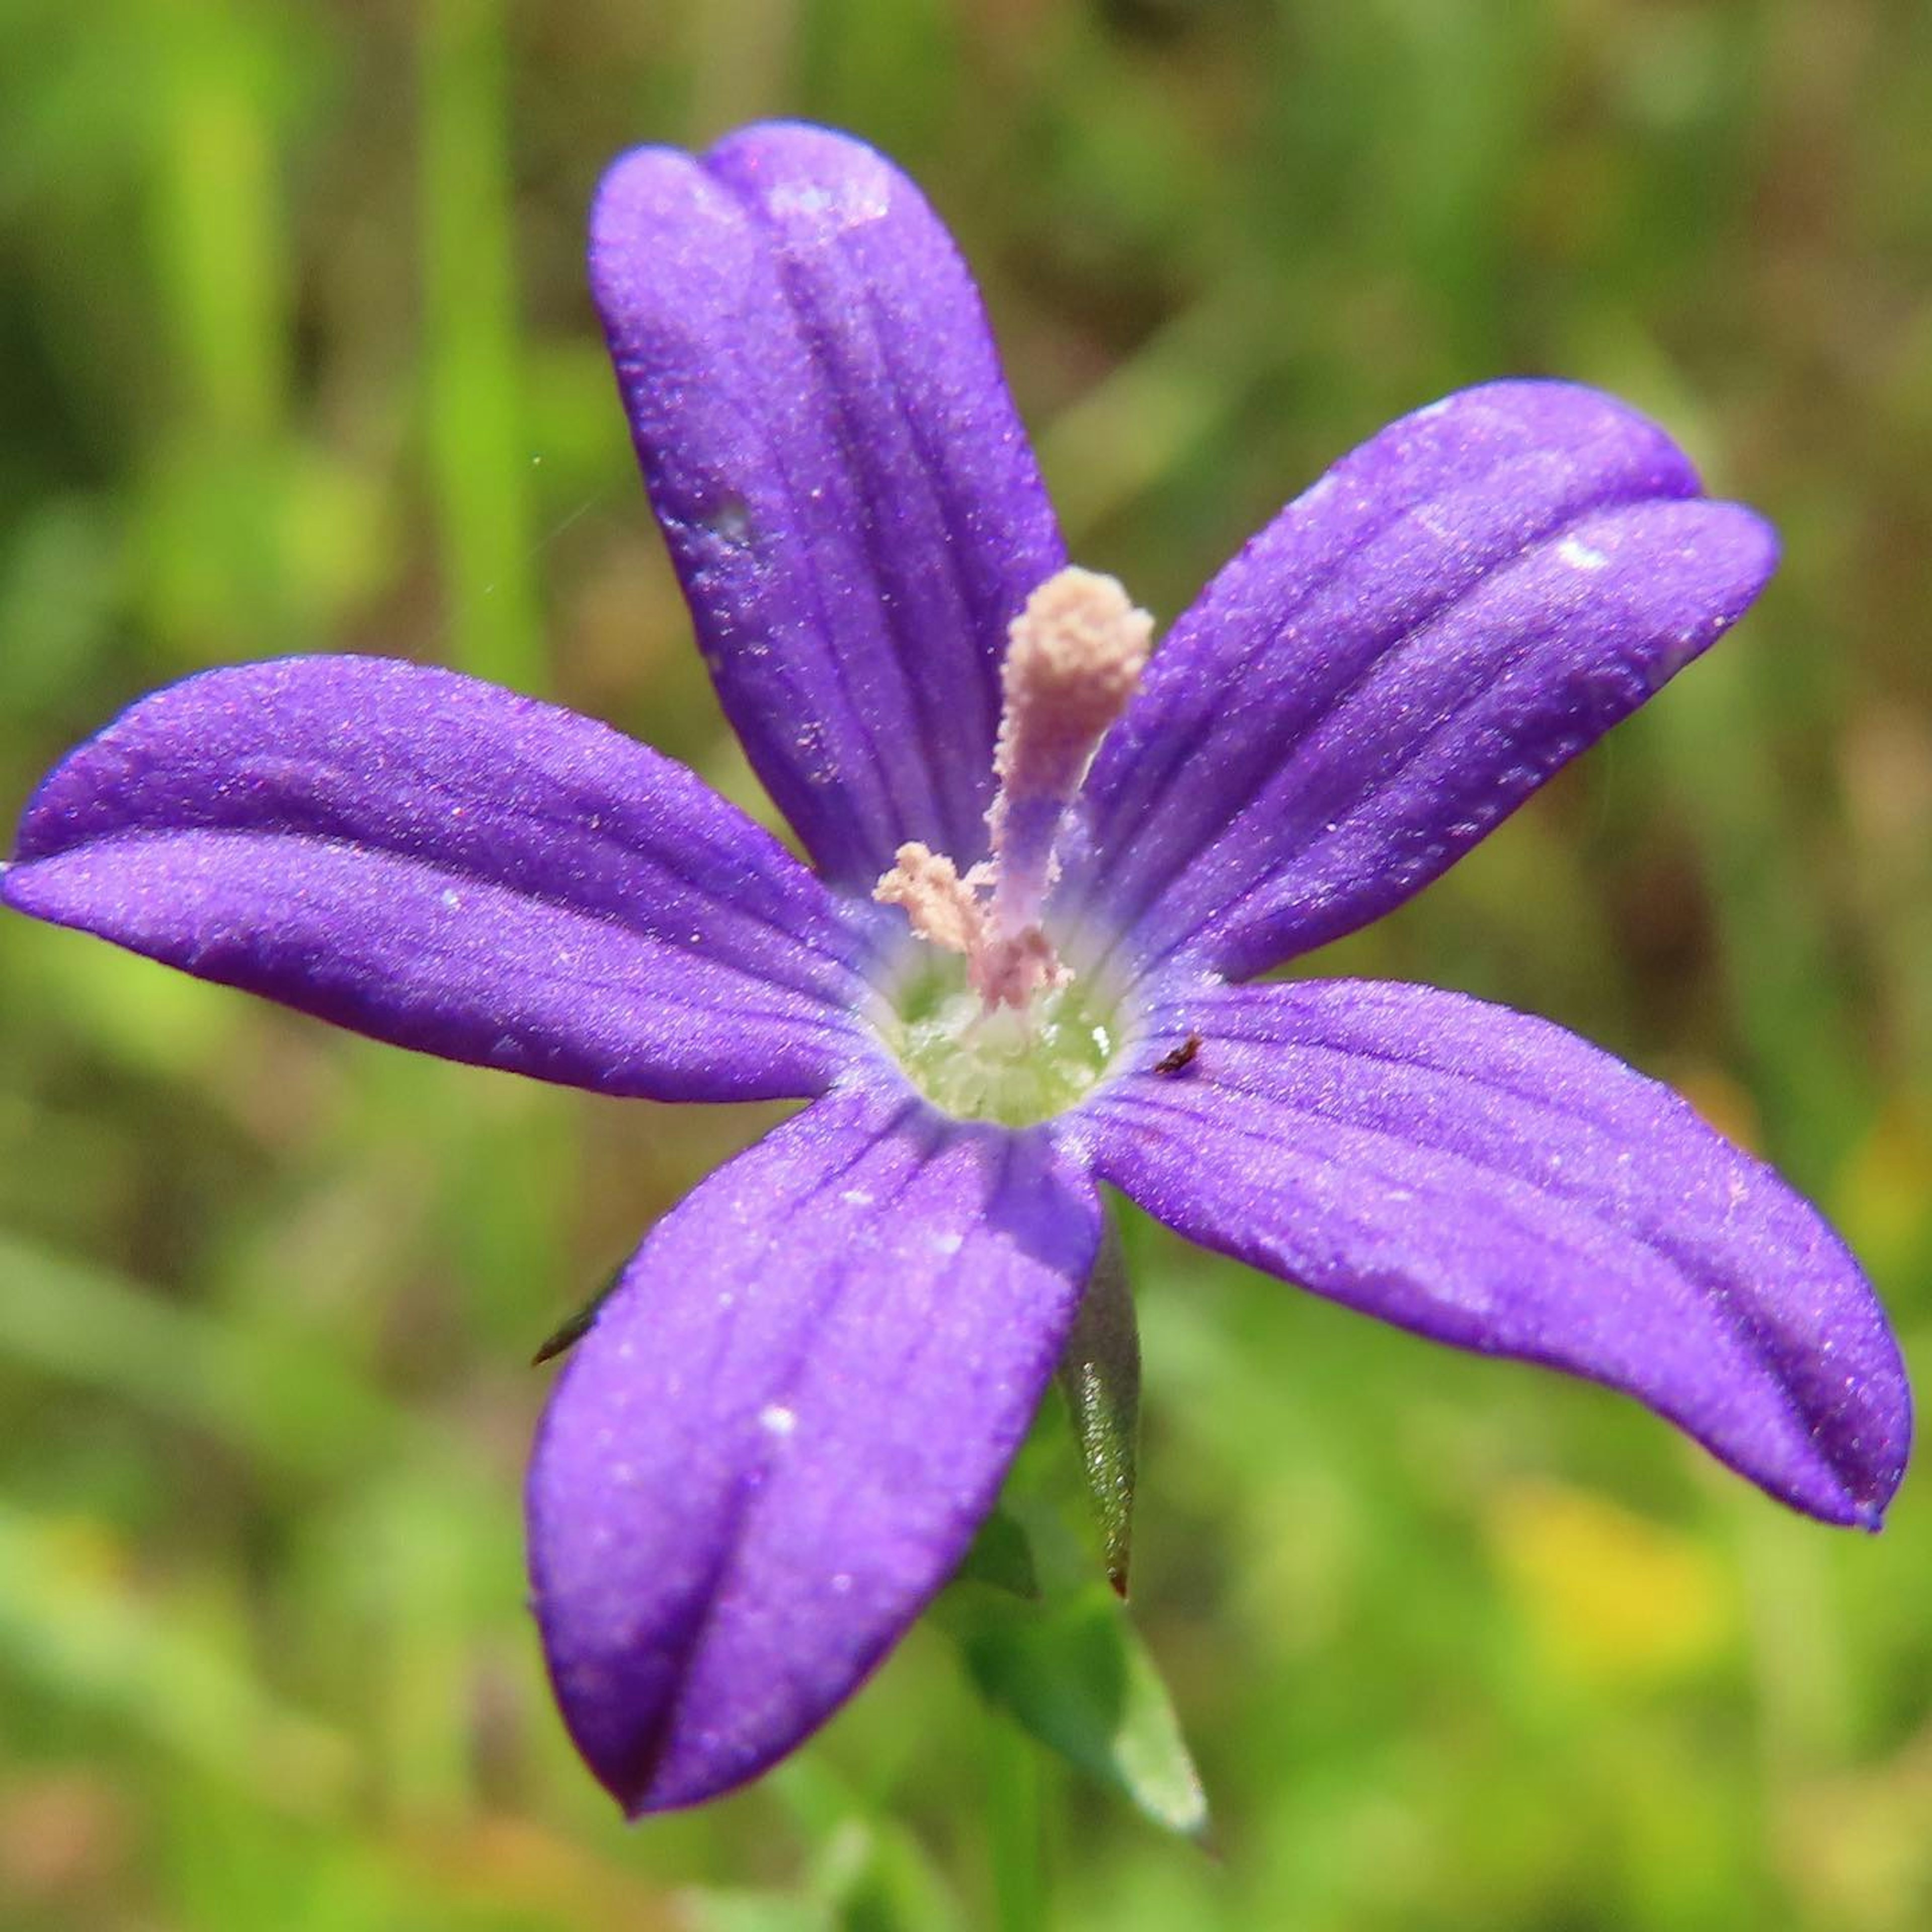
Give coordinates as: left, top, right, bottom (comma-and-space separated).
1152, 1032, 1202, 1077
0, 121, 1910, 1818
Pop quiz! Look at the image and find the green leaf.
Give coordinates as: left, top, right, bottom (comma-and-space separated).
952, 1505, 1041, 1600
1055, 1211, 1140, 1594
940, 1581, 1210, 1842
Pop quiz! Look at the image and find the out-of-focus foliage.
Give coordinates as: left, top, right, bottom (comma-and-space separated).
3, 3, 1930, 1927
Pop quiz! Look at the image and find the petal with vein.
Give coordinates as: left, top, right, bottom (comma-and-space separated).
593, 122, 1066, 891
1081, 979, 1909, 1526
528, 1083, 1101, 1812
1067, 382, 1777, 981
3, 657, 878, 1101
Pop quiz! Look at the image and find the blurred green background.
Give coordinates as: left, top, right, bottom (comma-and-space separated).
4, 1, 1931, 1926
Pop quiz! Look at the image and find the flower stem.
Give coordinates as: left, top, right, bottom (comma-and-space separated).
987, 1708, 1048, 1932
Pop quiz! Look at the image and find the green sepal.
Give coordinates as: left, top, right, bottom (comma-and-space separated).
937, 1576, 1210, 1843
529, 1257, 624, 1365
1055, 1210, 1140, 1594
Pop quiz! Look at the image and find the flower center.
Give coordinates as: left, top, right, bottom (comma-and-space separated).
870, 565, 1149, 1123
881, 955, 1121, 1125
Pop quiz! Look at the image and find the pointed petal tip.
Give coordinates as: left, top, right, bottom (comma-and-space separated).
1737, 499, 1782, 573
1790, 1462, 1900, 1535
606, 1743, 761, 1821
1785, 1323, 1912, 1533
1840, 1441, 1909, 1536
1799, 1477, 1893, 1537
536, 1601, 790, 1819
1698, 498, 1782, 620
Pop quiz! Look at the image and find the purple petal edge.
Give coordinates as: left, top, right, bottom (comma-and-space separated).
527, 1082, 1101, 1813
1065, 382, 1778, 983
1079, 979, 1909, 1527
4, 656, 882, 1102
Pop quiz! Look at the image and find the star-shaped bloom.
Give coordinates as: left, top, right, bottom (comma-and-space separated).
1, 123, 1909, 1816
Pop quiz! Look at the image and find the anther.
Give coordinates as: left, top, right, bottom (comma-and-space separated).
872, 843, 987, 957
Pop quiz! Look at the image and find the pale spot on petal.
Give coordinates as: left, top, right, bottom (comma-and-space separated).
1558, 534, 1610, 572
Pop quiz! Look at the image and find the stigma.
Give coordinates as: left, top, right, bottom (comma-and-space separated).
873, 566, 1151, 1011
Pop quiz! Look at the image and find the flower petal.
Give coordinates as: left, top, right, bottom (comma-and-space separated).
1079, 979, 1909, 1526
527, 1084, 1101, 1813
592, 121, 1066, 890
1065, 382, 1777, 982
3, 657, 880, 1101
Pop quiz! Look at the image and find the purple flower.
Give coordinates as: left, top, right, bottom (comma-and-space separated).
2, 121, 1909, 1816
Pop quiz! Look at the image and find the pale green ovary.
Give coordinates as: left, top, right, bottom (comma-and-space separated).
884, 965, 1119, 1126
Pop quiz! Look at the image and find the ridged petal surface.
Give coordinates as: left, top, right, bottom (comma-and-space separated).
593, 121, 1066, 890
528, 1083, 1101, 1812
1063, 382, 1776, 982
4, 657, 878, 1101
1079, 979, 1909, 1526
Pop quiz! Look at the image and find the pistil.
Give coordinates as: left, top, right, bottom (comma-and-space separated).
873, 567, 1150, 1018
986, 569, 1152, 947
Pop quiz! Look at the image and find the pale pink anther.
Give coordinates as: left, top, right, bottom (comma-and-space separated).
872, 843, 987, 956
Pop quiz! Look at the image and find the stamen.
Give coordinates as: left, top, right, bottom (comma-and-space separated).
870, 566, 1151, 1016
872, 843, 987, 956
987, 569, 1152, 943
874, 845, 1068, 1009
